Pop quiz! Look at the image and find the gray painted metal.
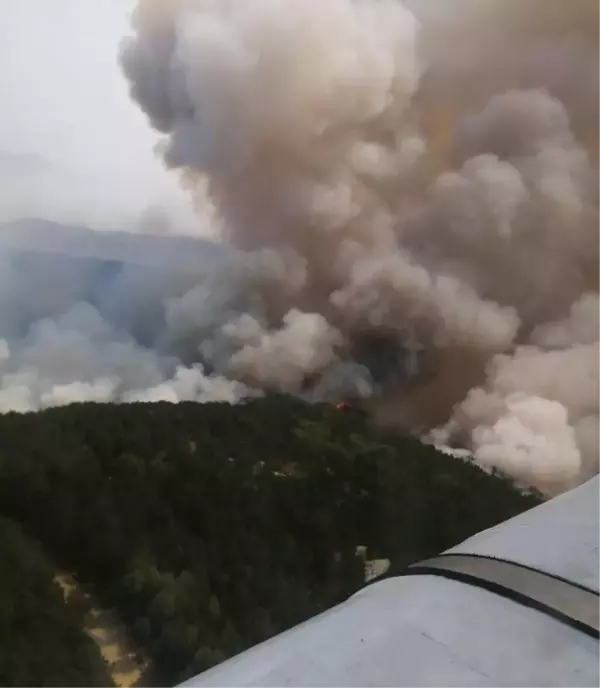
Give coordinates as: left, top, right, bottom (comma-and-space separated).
408, 553, 599, 636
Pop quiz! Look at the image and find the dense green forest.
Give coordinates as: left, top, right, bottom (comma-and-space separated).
0, 517, 112, 687
0, 396, 540, 686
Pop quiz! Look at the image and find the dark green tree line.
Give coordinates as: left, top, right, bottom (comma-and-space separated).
0, 517, 112, 687
0, 396, 540, 684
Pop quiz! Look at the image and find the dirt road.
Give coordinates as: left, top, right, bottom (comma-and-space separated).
55, 573, 149, 688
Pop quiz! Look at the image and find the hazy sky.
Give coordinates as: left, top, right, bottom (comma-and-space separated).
0, 0, 198, 232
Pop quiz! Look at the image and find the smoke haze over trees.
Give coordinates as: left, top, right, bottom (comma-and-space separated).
0, 0, 598, 495
0, 3, 596, 684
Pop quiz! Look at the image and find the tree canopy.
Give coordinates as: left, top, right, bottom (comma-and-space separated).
0, 396, 540, 685
0, 517, 112, 687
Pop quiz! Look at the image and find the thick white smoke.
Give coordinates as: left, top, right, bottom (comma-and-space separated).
1, 0, 598, 495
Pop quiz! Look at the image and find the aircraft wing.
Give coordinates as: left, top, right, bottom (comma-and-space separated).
181, 477, 599, 687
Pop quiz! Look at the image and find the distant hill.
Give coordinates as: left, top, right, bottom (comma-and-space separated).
0, 395, 540, 686
0, 218, 232, 342
0, 218, 227, 267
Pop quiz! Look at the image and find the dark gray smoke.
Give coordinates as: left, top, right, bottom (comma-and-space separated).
1, 0, 597, 495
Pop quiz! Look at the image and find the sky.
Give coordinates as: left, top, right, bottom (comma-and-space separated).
0, 0, 199, 232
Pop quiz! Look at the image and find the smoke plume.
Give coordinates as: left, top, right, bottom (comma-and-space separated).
1, 0, 598, 495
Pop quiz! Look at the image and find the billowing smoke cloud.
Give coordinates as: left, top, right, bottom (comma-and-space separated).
1, 0, 597, 496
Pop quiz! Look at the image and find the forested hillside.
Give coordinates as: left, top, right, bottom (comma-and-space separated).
0, 517, 112, 687
0, 396, 540, 685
